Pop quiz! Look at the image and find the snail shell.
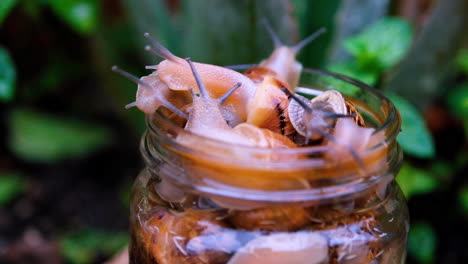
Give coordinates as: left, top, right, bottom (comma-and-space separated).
243, 66, 281, 84
288, 90, 347, 140
345, 100, 365, 127
233, 123, 296, 148
246, 76, 294, 136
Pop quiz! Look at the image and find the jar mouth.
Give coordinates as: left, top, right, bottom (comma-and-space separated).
147, 68, 400, 168
143, 69, 402, 204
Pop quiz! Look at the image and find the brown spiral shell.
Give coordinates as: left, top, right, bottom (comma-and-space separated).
345, 100, 365, 127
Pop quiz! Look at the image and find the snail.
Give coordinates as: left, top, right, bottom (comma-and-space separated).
285, 89, 350, 142
180, 58, 252, 145
280, 88, 369, 166
179, 58, 296, 149
244, 24, 326, 135
114, 33, 258, 127
113, 28, 377, 166
114, 25, 328, 136
243, 21, 326, 90
112, 65, 190, 119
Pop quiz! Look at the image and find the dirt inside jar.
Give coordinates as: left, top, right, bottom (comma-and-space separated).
129, 175, 407, 264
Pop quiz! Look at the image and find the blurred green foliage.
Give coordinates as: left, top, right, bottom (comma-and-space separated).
408, 222, 437, 264
0, 0, 17, 25
48, 0, 99, 35
0, 45, 15, 102
0, 172, 24, 206
396, 163, 438, 199
457, 49, 468, 74
446, 83, 468, 137
459, 186, 468, 214
293, 0, 340, 67
327, 17, 412, 86
328, 62, 378, 86
388, 93, 435, 158
327, 17, 435, 158
60, 229, 128, 264
446, 83, 468, 118
343, 18, 412, 73
8, 109, 112, 163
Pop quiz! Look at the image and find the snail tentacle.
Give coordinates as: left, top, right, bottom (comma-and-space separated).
144, 32, 180, 63
186, 58, 209, 98
291, 27, 327, 53
324, 113, 357, 119
224, 64, 258, 70
262, 18, 283, 48
218, 82, 242, 104
145, 65, 158, 70
112, 65, 188, 119
125, 102, 137, 109
112, 66, 145, 85
281, 87, 312, 113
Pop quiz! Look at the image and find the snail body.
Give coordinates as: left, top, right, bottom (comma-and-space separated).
114, 29, 368, 158
115, 33, 257, 127
244, 27, 327, 135
179, 58, 295, 149
180, 58, 252, 146
155, 58, 256, 126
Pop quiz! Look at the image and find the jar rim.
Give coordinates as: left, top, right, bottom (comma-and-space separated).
147, 68, 400, 167
143, 68, 403, 204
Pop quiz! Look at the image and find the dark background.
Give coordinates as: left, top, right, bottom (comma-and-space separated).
0, 0, 467, 263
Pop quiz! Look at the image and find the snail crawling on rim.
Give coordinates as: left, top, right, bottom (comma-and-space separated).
112, 24, 372, 162
119, 22, 395, 264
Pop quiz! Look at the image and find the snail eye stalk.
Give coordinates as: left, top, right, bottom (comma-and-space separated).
112, 65, 188, 119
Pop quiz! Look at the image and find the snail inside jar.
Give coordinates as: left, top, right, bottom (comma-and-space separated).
116, 30, 408, 264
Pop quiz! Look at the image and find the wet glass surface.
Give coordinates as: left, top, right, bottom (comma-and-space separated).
129, 170, 408, 264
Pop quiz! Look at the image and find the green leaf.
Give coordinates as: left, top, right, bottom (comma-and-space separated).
396, 163, 438, 199
327, 61, 379, 86
458, 187, 468, 216
60, 229, 128, 264
0, 46, 16, 102
8, 109, 112, 163
446, 83, 468, 119
456, 49, 468, 74
387, 93, 435, 158
344, 17, 413, 71
383, 0, 467, 110
408, 222, 437, 264
459, 186, 468, 214
48, 0, 99, 35
0, 0, 17, 25
326, 0, 391, 64
0, 172, 24, 206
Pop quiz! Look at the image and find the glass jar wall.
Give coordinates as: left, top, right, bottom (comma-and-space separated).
129, 69, 408, 264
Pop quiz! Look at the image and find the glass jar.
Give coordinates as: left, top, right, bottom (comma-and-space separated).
129, 69, 408, 264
